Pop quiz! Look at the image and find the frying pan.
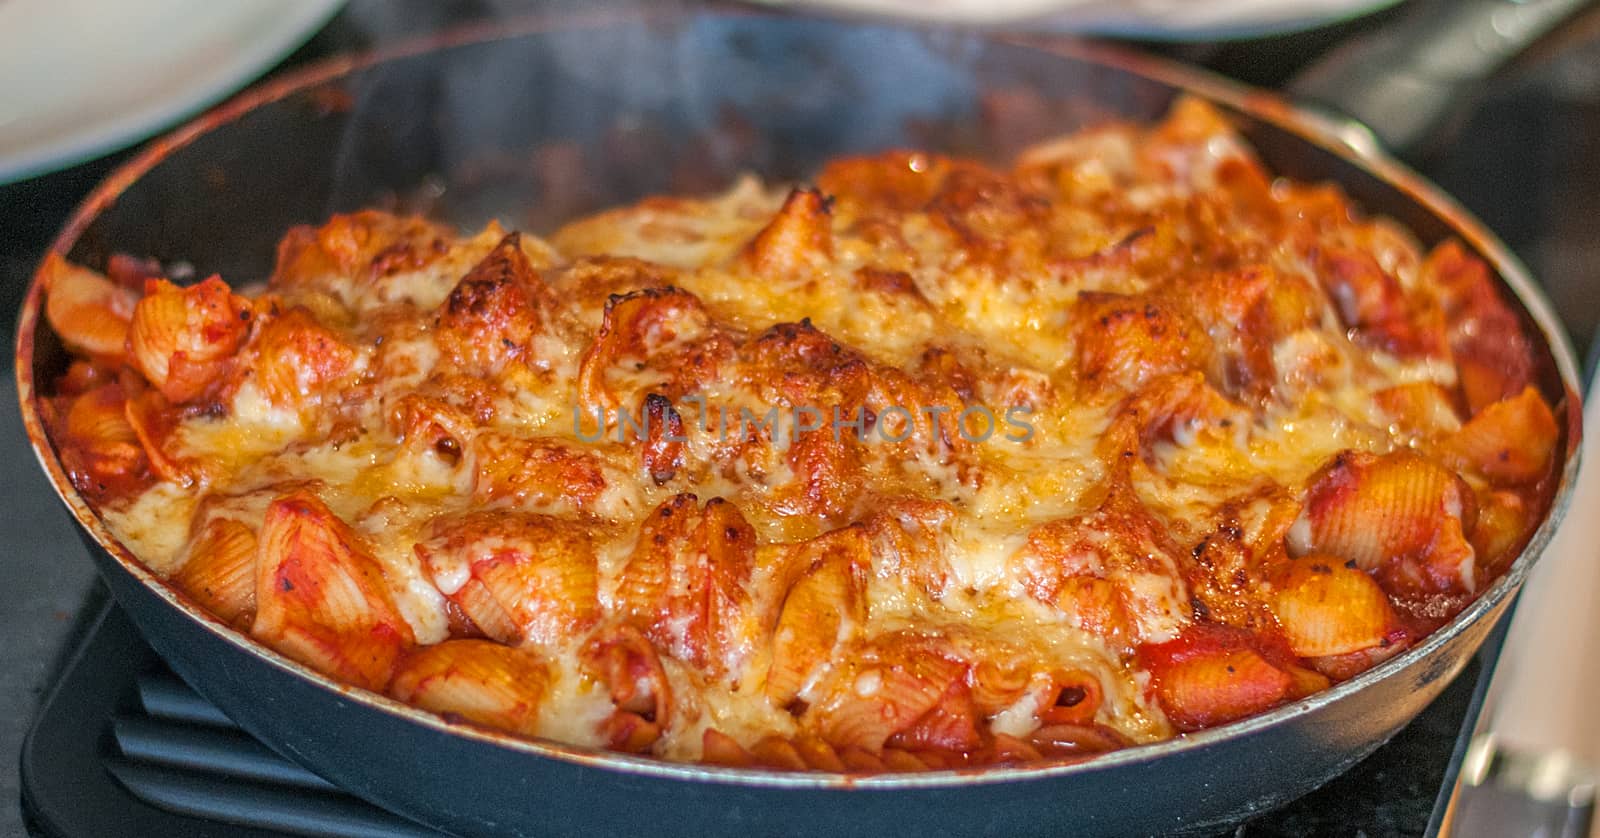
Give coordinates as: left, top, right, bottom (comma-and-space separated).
14, 6, 1588, 837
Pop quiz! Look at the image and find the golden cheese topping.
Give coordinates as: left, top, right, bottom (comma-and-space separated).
40, 97, 1561, 771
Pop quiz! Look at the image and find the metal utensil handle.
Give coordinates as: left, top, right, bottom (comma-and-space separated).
1288, 0, 1597, 160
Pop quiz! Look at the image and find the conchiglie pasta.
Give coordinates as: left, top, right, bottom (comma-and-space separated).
1073, 292, 1210, 397
42, 254, 137, 364
739, 187, 834, 280
53, 384, 148, 501
126, 277, 252, 403
226, 307, 360, 413
414, 511, 599, 649
1145, 645, 1292, 731
1290, 450, 1478, 596
613, 494, 756, 675
173, 516, 258, 626
889, 679, 983, 752
576, 286, 711, 415
388, 640, 550, 738
433, 233, 554, 377
1470, 489, 1535, 576
251, 492, 415, 691
1374, 382, 1461, 439
765, 527, 870, 707
1444, 386, 1559, 484
808, 637, 969, 752
469, 432, 612, 515
1270, 557, 1400, 658
582, 625, 673, 753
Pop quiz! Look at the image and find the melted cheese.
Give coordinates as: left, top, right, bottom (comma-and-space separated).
61, 98, 1553, 772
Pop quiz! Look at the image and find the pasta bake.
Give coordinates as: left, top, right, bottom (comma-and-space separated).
38, 98, 1560, 771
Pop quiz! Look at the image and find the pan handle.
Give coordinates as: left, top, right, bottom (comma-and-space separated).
1287, 0, 1599, 161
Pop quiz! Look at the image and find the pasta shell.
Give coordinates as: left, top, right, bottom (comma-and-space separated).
54, 359, 117, 396
383, 393, 476, 490
1421, 240, 1534, 413
638, 393, 685, 485
124, 284, 188, 383
450, 580, 520, 644
470, 432, 609, 514
173, 517, 258, 625
475, 544, 598, 646
700, 729, 756, 768
811, 637, 967, 752
888, 679, 983, 753
1149, 647, 1293, 731
1306, 641, 1409, 682
42, 254, 136, 364
415, 511, 600, 649
1096, 371, 1245, 466
1073, 293, 1210, 397
252, 491, 414, 691
611, 497, 680, 621
123, 388, 194, 486
1017, 484, 1183, 644
778, 415, 869, 519
614, 495, 756, 675
65, 384, 138, 449
271, 211, 455, 291
739, 187, 834, 280
1285, 664, 1332, 698
1270, 557, 1399, 658
388, 640, 549, 738
56, 385, 148, 500
576, 286, 710, 415
434, 233, 552, 376
814, 150, 954, 216
1291, 449, 1478, 595
1374, 382, 1462, 438
127, 277, 251, 403
1052, 576, 1133, 641
1140, 625, 1296, 732
1470, 489, 1532, 576
231, 308, 359, 412
1445, 386, 1559, 484
764, 527, 870, 706
858, 497, 957, 600
582, 625, 672, 753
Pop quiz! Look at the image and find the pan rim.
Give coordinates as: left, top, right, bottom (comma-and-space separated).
14, 8, 1585, 791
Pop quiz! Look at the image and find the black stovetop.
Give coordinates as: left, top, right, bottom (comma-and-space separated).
7, 2, 1600, 836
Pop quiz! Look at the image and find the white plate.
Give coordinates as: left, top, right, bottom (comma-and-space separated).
753, 0, 1400, 38
0, 0, 344, 184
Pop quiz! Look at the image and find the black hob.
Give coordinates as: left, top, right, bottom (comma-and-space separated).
8, 2, 1600, 836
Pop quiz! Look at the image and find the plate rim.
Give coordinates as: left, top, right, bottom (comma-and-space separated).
0, 0, 346, 184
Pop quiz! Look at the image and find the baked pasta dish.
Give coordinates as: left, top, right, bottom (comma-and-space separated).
39, 98, 1560, 771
